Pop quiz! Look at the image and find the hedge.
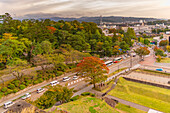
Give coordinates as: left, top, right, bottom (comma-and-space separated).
13, 89, 18, 93
1, 87, 7, 92
70, 95, 80, 101
12, 80, 20, 87
19, 85, 26, 90
8, 83, 15, 89
81, 92, 91, 96
81, 92, 95, 97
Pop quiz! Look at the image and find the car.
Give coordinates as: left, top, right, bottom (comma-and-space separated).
4, 101, 14, 109
50, 80, 59, 86
37, 88, 45, 93
113, 61, 118, 63
73, 76, 79, 80
21, 93, 31, 100
63, 77, 70, 82
156, 68, 163, 71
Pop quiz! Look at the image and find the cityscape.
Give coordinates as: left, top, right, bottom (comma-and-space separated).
0, 0, 170, 113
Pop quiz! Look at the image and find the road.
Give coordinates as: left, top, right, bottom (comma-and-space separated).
0, 57, 141, 112
108, 56, 140, 74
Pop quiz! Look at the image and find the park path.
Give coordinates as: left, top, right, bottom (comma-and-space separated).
90, 90, 150, 112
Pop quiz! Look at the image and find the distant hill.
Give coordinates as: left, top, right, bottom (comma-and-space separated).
46, 16, 160, 24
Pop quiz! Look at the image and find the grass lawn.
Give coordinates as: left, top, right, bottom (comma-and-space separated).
103, 77, 170, 113
159, 58, 170, 63
115, 103, 146, 113
53, 96, 145, 113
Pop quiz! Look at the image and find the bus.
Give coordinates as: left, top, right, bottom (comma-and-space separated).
113, 57, 122, 63
104, 61, 113, 67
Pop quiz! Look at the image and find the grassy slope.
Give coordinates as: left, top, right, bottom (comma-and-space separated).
54, 96, 145, 113
115, 103, 146, 113
103, 77, 170, 113
56, 96, 118, 113
159, 58, 170, 63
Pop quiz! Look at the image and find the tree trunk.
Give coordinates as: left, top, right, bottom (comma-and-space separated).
93, 83, 96, 88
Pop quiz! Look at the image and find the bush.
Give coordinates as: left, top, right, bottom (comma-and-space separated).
33, 80, 39, 85
56, 63, 68, 72
12, 80, 20, 87
156, 55, 161, 62
0, 92, 3, 99
8, 83, 15, 89
37, 74, 43, 78
25, 80, 32, 84
90, 93, 95, 97
13, 89, 18, 93
6, 89, 13, 94
56, 71, 63, 76
19, 85, 26, 90
81, 92, 91, 96
25, 82, 30, 86
1, 87, 8, 92
37, 78, 43, 83
70, 95, 80, 101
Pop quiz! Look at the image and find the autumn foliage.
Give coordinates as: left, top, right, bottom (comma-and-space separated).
47, 26, 56, 34
76, 57, 109, 88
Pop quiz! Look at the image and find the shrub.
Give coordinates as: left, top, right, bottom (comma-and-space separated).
73, 90, 77, 92
56, 71, 63, 76
81, 92, 91, 96
70, 95, 80, 101
156, 55, 161, 62
25, 80, 32, 84
1, 87, 8, 92
33, 80, 39, 85
8, 83, 15, 89
37, 78, 43, 83
0, 92, 3, 99
7, 89, 13, 94
25, 82, 30, 86
19, 85, 26, 90
12, 80, 20, 87
90, 93, 95, 97
37, 74, 43, 78
56, 63, 68, 72
13, 89, 18, 93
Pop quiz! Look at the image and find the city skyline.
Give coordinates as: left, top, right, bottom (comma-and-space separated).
0, 0, 170, 19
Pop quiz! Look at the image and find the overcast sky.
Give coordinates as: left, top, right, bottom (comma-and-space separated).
0, 0, 170, 19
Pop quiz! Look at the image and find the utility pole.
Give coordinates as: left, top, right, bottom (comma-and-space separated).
130, 56, 132, 68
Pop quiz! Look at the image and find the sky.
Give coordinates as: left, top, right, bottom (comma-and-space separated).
0, 0, 170, 19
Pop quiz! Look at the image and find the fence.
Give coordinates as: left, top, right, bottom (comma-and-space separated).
134, 70, 170, 78
67, 78, 84, 86
123, 77, 170, 89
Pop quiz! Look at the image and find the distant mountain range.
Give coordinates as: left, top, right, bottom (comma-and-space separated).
44, 16, 160, 24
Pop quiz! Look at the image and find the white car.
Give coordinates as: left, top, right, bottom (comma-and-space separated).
21, 93, 31, 100
73, 76, 79, 80
4, 101, 14, 109
50, 81, 59, 86
37, 88, 45, 93
63, 77, 70, 82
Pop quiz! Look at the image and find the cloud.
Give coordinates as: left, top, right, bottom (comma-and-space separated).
0, 0, 170, 19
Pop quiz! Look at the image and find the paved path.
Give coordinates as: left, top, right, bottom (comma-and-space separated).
90, 90, 150, 112
126, 72, 170, 85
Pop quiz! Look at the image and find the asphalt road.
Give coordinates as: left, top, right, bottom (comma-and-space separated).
0, 57, 140, 112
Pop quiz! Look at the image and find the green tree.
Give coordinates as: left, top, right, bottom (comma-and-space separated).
134, 47, 150, 60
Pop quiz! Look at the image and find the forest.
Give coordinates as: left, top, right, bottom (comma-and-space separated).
0, 13, 135, 70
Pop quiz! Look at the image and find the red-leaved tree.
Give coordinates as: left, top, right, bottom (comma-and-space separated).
76, 57, 109, 88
